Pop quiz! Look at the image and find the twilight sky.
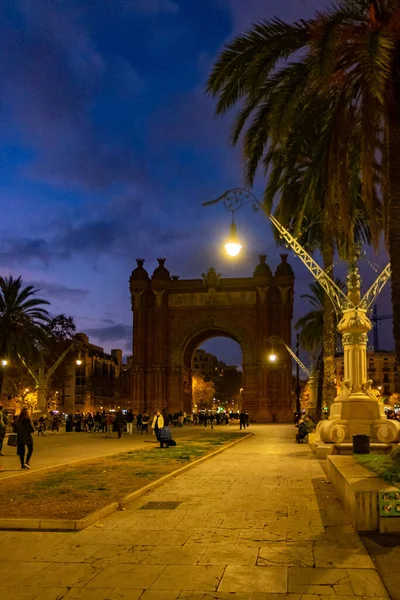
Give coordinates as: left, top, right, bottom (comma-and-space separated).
0, 0, 394, 365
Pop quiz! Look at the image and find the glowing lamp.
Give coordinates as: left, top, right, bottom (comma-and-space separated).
76, 358, 82, 366
268, 353, 277, 363
1, 359, 7, 367
225, 222, 242, 257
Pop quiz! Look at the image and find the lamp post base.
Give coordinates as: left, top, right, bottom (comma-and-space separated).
316, 392, 400, 444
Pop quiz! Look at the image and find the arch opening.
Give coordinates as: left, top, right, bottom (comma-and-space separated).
182, 330, 243, 415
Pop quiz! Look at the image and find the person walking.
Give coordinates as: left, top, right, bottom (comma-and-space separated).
152, 410, 164, 441
141, 413, 149, 434
51, 412, 59, 433
126, 409, 134, 435
115, 409, 126, 439
239, 411, 246, 430
105, 412, 114, 438
0, 405, 8, 456
14, 408, 35, 469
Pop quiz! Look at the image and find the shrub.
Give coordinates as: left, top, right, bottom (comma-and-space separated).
390, 446, 400, 465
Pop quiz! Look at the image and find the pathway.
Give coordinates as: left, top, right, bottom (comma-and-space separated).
0, 424, 391, 599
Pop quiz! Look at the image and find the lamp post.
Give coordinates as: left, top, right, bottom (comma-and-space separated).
295, 333, 301, 414
266, 335, 317, 416
206, 188, 399, 444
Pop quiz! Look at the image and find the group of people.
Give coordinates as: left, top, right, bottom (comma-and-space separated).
386, 410, 400, 421
294, 414, 315, 443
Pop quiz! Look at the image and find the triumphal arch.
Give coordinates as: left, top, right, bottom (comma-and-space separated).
129, 254, 294, 421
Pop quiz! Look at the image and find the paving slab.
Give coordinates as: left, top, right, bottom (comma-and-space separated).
0, 424, 392, 599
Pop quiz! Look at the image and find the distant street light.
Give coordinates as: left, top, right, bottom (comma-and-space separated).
1, 359, 7, 367
268, 353, 277, 363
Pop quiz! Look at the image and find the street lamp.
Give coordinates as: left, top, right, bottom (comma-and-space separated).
268, 353, 277, 363
1, 359, 7, 367
206, 188, 259, 257
225, 222, 242, 257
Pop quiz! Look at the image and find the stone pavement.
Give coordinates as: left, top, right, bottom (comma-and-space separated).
0, 424, 391, 599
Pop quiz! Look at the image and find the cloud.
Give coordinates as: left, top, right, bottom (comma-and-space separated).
0, 0, 144, 190
127, 0, 179, 14
220, 0, 321, 32
27, 281, 89, 302
86, 323, 133, 343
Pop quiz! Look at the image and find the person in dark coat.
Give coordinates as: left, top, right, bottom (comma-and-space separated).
115, 410, 126, 439
0, 405, 8, 456
14, 408, 35, 469
239, 411, 246, 430
158, 426, 176, 448
295, 419, 308, 443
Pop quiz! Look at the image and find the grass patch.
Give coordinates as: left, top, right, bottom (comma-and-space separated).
0, 430, 248, 520
355, 454, 400, 487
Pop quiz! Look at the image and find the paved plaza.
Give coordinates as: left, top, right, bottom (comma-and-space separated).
0, 424, 395, 599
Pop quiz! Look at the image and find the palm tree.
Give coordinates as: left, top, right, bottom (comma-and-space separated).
295, 280, 344, 419
0, 276, 50, 398
206, 0, 400, 396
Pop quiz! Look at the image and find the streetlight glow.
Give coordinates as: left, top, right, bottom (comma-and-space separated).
268, 353, 277, 363
1, 359, 7, 367
225, 222, 242, 257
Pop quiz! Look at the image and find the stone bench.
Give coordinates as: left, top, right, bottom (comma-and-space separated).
327, 455, 400, 534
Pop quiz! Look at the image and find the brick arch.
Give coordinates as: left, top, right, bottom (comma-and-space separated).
130, 260, 294, 421
170, 318, 255, 370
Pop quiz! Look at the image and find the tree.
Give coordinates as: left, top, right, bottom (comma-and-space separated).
295, 280, 344, 419
0, 276, 50, 398
192, 375, 216, 411
46, 314, 76, 343
207, 0, 400, 386
19, 314, 79, 412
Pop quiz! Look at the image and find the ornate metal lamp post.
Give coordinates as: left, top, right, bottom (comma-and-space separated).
206, 189, 400, 443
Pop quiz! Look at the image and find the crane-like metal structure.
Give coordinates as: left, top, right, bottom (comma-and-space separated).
206, 189, 400, 443
266, 335, 312, 378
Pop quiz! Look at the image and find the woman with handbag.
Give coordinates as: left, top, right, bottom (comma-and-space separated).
14, 408, 35, 470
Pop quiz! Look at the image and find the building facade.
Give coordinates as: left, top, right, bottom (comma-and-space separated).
63, 334, 123, 414
335, 350, 397, 399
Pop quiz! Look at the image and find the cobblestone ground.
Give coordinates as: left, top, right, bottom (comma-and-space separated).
0, 424, 391, 599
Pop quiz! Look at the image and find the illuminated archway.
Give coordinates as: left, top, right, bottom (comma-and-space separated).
130, 256, 294, 421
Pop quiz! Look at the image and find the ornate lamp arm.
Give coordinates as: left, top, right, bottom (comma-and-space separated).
18, 354, 39, 385
267, 335, 312, 377
359, 263, 391, 310
204, 188, 348, 313
268, 213, 348, 313
18, 342, 77, 385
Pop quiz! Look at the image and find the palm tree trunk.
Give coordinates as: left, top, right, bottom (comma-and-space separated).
388, 97, 400, 392
0, 368, 4, 403
321, 225, 337, 411
316, 352, 324, 421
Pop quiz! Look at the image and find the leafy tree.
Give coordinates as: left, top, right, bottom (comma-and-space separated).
192, 374, 216, 411
46, 314, 76, 343
0, 276, 50, 398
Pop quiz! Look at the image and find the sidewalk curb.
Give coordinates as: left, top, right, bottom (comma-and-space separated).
0, 432, 253, 531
